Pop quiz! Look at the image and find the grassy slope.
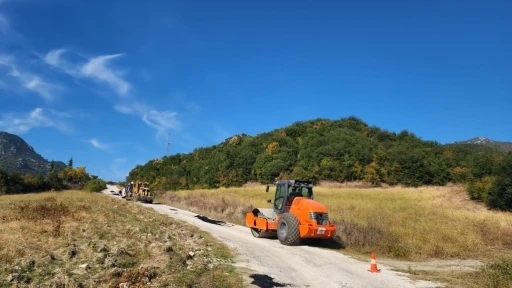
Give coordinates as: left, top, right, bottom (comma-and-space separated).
160, 184, 512, 260
159, 184, 512, 288
0, 191, 245, 288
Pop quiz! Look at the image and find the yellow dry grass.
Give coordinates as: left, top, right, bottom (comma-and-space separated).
160, 184, 512, 261
0, 191, 244, 288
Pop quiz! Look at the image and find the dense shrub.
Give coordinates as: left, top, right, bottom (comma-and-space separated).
83, 179, 107, 192
471, 259, 512, 287
0, 160, 95, 194
486, 154, 512, 211
466, 176, 496, 202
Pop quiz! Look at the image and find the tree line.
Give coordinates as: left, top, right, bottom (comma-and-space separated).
132, 117, 512, 212
0, 158, 106, 194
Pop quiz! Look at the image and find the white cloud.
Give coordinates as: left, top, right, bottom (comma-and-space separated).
43, 48, 180, 138
0, 107, 70, 134
11, 70, 60, 100
43, 49, 77, 75
114, 104, 134, 114
44, 49, 131, 96
0, 53, 13, 66
113, 101, 149, 115
142, 110, 180, 137
88, 138, 108, 150
114, 100, 180, 137
173, 92, 201, 114
23, 75, 58, 100
50, 109, 93, 119
81, 54, 130, 96
0, 8, 22, 42
1, 54, 61, 100
43, 49, 65, 67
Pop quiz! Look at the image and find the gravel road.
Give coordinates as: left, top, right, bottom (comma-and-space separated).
103, 185, 443, 288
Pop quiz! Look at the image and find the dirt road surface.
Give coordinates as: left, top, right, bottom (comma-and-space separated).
103, 185, 443, 288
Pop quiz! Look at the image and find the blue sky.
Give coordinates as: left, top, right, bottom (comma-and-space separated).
0, 0, 510, 181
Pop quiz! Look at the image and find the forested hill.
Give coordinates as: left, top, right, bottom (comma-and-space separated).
127, 117, 508, 191
0, 132, 66, 175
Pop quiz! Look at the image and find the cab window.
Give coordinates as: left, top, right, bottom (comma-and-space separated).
274, 184, 285, 211
296, 187, 313, 199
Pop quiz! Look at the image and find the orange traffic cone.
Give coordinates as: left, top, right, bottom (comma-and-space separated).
368, 252, 381, 273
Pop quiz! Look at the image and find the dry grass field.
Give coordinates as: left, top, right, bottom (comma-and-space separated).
0, 191, 244, 288
159, 183, 512, 288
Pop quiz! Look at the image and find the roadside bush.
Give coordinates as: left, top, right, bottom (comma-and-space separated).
466, 176, 496, 202
470, 258, 512, 288
486, 153, 512, 211
83, 179, 107, 192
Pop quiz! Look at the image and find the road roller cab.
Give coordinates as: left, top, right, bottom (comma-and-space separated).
245, 179, 336, 246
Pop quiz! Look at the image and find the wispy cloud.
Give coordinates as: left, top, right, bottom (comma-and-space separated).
113, 104, 136, 115
115, 101, 181, 137
88, 138, 108, 151
142, 110, 180, 137
50, 109, 94, 120
0, 53, 13, 66
44, 49, 131, 96
114, 101, 149, 115
0, 6, 23, 44
0, 107, 71, 134
10, 68, 60, 100
81, 54, 130, 96
173, 92, 201, 114
0, 53, 62, 100
44, 48, 180, 138
43, 49, 76, 74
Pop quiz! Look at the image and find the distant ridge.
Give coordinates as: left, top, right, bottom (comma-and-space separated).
450, 137, 512, 153
0, 131, 66, 175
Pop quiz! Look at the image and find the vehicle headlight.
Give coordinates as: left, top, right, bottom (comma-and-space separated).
309, 212, 329, 225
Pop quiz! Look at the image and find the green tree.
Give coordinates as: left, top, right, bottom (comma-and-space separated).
486, 153, 512, 211
351, 162, 364, 181
46, 160, 64, 190
364, 160, 380, 186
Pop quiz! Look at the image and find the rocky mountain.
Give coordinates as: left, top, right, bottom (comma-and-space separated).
0, 132, 66, 175
222, 133, 252, 145
450, 137, 512, 153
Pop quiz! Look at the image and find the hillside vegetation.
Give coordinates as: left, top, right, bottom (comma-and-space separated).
0, 191, 244, 287
128, 117, 512, 211
0, 158, 106, 194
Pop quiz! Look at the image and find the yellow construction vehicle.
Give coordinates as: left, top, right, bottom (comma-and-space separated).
122, 181, 154, 204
